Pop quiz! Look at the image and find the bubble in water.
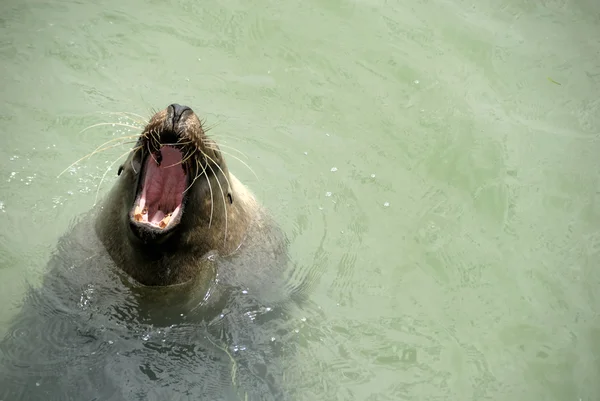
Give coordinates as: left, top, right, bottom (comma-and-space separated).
242, 290, 248, 294
79, 285, 95, 309
303, 151, 308, 155
301, 317, 306, 322
371, 174, 376, 178
245, 310, 257, 321
325, 192, 332, 197
330, 167, 337, 172
383, 202, 390, 207
52, 196, 64, 208
108, 340, 114, 345
0, 202, 5, 212
271, 337, 276, 342
414, 80, 419, 84
142, 333, 150, 341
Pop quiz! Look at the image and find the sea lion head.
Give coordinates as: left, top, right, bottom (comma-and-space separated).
116, 103, 234, 248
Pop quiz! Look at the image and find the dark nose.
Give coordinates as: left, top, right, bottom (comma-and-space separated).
168, 103, 192, 127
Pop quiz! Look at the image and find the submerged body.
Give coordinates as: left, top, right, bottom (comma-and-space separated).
0, 104, 295, 401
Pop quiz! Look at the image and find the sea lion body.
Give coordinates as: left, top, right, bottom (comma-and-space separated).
0, 105, 294, 401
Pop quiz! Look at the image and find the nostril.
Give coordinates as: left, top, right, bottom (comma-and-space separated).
168, 103, 192, 127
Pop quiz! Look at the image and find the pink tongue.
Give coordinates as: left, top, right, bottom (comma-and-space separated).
139, 146, 186, 224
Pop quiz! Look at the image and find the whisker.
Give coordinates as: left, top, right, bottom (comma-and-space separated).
94, 146, 142, 206
207, 143, 248, 159
148, 128, 160, 150
202, 134, 241, 142
162, 160, 185, 169
57, 137, 138, 178
147, 107, 159, 120
147, 142, 159, 165
130, 147, 141, 174
182, 160, 204, 195
202, 152, 232, 200
161, 148, 196, 169
203, 163, 215, 229
206, 146, 259, 181
181, 149, 197, 166
204, 160, 228, 246
80, 122, 142, 134
161, 140, 193, 147
182, 160, 213, 228
202, 119, 225, 134
95, 111, 147, 125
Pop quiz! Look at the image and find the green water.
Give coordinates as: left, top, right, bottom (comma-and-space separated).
1, 0, 599, 399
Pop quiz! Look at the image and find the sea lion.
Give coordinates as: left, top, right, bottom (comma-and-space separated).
96, 103, 282, 287
0, 104, 295, 401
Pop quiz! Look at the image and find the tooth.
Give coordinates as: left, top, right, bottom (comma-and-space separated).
159, 213, 172, 229
134, 205, 144, 222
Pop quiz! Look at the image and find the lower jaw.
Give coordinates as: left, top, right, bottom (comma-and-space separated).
128, 218, 180, 246
132, 204, 180, 230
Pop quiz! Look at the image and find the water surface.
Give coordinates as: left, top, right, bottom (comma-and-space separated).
0, 0, 599, 399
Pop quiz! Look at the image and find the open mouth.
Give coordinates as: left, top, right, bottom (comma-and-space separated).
131, 144, 188, 231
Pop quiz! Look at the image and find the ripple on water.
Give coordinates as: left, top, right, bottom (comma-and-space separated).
0, 293, 117, 393
286, 311, 465, 401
